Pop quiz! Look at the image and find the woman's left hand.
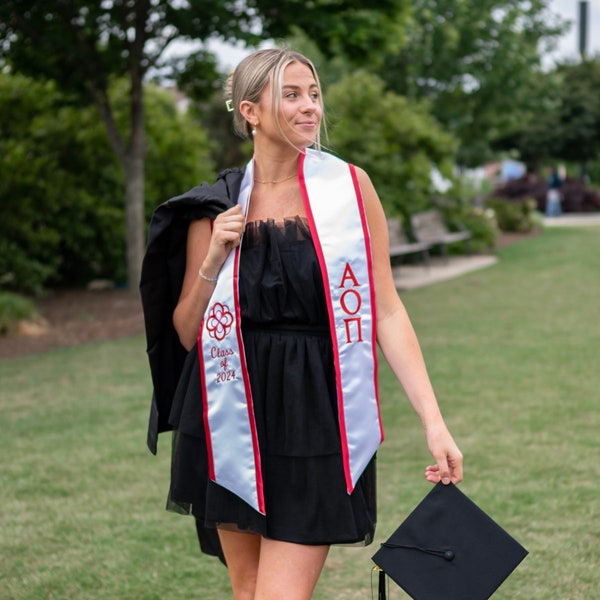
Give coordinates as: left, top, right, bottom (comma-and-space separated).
424, 423, 463, 485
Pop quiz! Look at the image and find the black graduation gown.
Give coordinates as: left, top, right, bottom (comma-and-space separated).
140, 168, 243, 454
139, 169, 243, 563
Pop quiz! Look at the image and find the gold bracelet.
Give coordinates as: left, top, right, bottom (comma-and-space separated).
198, 266, 218, 282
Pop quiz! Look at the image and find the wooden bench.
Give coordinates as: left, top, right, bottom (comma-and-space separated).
387, 218, 431, 266
409, 209, 472, 262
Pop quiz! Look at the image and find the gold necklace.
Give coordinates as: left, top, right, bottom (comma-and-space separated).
253, 173, 297, 184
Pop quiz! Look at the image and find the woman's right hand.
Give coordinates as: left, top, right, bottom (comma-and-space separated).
201, 205, 245, 278
173, 204, 245, 350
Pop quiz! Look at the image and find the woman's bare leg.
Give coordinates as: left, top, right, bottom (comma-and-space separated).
254, 538, 329, 600
218, 529, 261, 600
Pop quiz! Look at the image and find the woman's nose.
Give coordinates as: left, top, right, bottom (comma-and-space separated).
300, 96, 317, 112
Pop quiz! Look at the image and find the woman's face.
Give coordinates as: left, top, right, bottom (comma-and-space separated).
256, 61, 322, 149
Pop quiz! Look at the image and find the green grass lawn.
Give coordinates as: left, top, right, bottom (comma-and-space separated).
1, 226, 598, 599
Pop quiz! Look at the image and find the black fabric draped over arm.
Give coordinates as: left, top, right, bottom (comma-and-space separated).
139, 168, 244, 454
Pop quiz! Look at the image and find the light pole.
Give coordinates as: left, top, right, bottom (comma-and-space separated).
578, 1, 588, 58
578, 1, 589, 182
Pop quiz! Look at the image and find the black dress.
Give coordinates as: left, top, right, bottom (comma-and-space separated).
167, 216, 376, 554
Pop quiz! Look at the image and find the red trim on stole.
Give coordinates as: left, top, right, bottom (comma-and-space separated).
198, 230, 265, 514
198, 322, 215, 481
197, 216, 219, 482
298, 153, 381, 493
233, 243, 265, 513
298, 154, 350, 484
348, 164, 384, 443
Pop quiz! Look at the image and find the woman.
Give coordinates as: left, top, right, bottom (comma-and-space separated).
545, 165, 563, 217
141, 48, 462, 600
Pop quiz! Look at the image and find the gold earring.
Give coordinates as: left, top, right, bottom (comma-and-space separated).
252, 121, 259, 136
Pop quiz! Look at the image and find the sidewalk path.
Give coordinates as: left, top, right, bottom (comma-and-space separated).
542, 213, 600, 227
393, 255, 498, 291
393, 212, 599, 291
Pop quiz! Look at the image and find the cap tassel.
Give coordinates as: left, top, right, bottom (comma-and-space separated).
372, 566, 387, 600
379, 567, 387, 600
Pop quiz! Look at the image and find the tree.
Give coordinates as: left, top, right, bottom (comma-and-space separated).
493, 56, 600, 177
0, 1, 419, 289
0, 0, 254, 288
326, 70, 456, 218
381, 0, 567, 166
552, 57, 600, 171
0, 72, 214, 293
490, 68, 563, 172
250, 0, 410, 67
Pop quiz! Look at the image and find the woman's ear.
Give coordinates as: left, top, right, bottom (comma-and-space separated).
239, 100, 256, 126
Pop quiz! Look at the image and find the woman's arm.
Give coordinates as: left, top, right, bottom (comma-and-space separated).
356, 167, 463, 485
173, 205, 245, 350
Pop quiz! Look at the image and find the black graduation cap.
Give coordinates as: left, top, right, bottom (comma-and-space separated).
372, 482, 528, 600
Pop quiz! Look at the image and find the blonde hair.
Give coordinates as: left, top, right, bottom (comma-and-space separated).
225, 48, 324, 149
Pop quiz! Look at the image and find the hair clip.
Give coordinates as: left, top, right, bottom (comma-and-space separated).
225, 99, 234, 112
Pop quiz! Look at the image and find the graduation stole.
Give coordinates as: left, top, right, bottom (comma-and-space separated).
198, 149, 383, 515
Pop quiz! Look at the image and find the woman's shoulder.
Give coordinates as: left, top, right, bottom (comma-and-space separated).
351, 165, 379, 206
352, 164, 372, 184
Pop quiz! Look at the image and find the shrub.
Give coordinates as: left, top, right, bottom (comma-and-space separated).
485, 197, 538, 232
450, 206, 498, 251
0, 74, 214, 294
0, 292, 35, 334
421, 194, 498, 253
491, 174, 600, 213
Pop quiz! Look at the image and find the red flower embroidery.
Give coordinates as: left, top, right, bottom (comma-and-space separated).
206, 302, 234, 340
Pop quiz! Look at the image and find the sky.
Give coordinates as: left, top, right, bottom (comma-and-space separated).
207, 0, 600, 69
547, 0, 600, 61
